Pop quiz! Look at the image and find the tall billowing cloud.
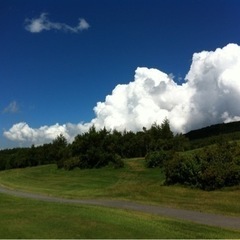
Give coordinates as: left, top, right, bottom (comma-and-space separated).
3, 43, 240, 146
91, 68, 192, 133
185, 43, 240, 130
91, 43, 240, 133
25, 13, 90, 33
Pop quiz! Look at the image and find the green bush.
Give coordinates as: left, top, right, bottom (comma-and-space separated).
145, 150, 173, 168
77, 150, 124, 169
109, 154, 124, 169
164, 141, 240, 190
63, 157, 81, 171
164, 153, 200, 187
197, 143, 240, 190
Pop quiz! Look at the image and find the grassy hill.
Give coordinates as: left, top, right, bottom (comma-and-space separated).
1, 159, 240, 238
1, 122, 240, 238
1, 192, 240, 239
0, 159, 240, 217
185, 121, 240, 140
184, 121, 240, 148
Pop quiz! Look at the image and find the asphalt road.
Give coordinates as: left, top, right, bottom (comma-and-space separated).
0, 185, 240, 230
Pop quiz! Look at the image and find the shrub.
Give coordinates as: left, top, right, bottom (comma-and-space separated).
63, 157, 81, 171
164, 141, 240, 190
164, 153, 200, 187
77, 150, 124, 169
109, 154, 124, 169
145, 150, 173, 168
197, 143, 240, 190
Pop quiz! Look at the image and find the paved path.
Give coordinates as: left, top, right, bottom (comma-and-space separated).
0, 185, 240, 230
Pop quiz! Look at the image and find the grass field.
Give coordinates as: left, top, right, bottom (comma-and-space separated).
1, 193, 240, 239
0, 158, 240, 217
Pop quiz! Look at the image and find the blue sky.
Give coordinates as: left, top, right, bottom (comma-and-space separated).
1, 0, 240, 148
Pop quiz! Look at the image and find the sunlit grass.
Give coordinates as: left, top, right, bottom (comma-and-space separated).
1, 193, 240, 239
0, 158, 240, 216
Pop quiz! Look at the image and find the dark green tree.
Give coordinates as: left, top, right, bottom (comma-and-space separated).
52, 134, 69, 168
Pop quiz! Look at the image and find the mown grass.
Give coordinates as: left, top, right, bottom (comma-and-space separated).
1, 193, 240, 239
0, 158, 240, 217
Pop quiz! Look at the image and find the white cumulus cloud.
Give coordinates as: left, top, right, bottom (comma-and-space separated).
3, 43, 240, 146
24, 13, 90, 33
3, 122, 91, 146
91, 67, 192, 133
185, 43, 240, 130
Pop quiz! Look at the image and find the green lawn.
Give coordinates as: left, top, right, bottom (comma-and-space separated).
1, 193, 240, 239
0, 158, 240, 217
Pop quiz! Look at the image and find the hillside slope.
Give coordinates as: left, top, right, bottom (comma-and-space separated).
185, 121, 240, 141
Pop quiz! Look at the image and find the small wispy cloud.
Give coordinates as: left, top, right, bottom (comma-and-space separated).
24, 13, 90, 33
3, 101, 20, 114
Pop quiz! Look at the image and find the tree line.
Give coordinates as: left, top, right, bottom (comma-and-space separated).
0, 119, 188, 171
1, 119, 240, 190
